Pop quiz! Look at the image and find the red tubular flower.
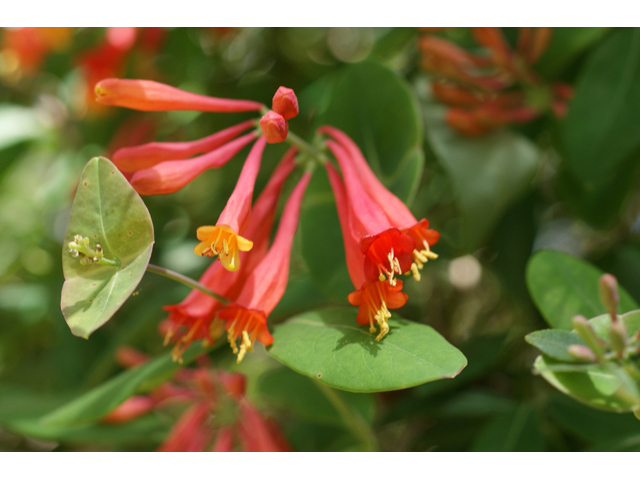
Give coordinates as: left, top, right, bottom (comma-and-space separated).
113, 119, 255, 172
163, 150, 296, 359
325, 161, 410, 340
320, 126, 439, 281
237, 400, 292, 452
348, 279, 409, 341
129, 131, 257, 196
272, 86, 299, 120
157, 400, 214, 452
215, 172, 311, 362
194, 137, 267, 271
325, 162, 365, 289
95, 78, 265, 112
324, 138, 416, 285
101, 396, 156, 424
260, 110, 288, 143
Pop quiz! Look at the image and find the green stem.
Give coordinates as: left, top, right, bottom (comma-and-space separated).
314, 380, 378, 451
286, 131, 316, 155
146, 263, 229, 305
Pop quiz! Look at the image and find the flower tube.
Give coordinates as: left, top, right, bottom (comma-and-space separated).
215, 172, 311, 362
325, 139, 415, 286
320, 126, 439, 281
95, 78, 265, 112
129, 131, 257, 196
113, 119, 256, 172
194, 137, 267, 271
163, 150, 297, 360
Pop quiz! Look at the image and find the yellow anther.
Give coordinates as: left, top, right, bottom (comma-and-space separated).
372, 300, 392, 341
222, 238, 229, 256
411, 263, 421, 281
236, 330, 254, 364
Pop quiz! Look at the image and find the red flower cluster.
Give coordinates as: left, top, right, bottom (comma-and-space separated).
103, 347, 290, 451
96, 78, 308, 362
418, 27, 573, 136
320, 126, 439, 340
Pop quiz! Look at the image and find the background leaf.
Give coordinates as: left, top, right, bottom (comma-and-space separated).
257, 366, 374, 426
560, 28, 640, 226
267, 307, 467, 393
40, 344, 206, 427
525, 330, 586, 362
526, 250, 638, 329
537, 27, 611, 78
471, 404, 545, 452
418, 78, 539, 251
534, 355, 640, 413
61, 157, 154, 338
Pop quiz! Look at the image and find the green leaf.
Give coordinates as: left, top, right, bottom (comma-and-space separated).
61, 156, 154, 338
418, 78, 539, 250
560, 28, 640, 226
7, 415, 168, 445
299, 61, 424, 299
40, 343, 206, 427
267, 307, 467, 393
526, 250, 638, 329
471, 404, 545, 452
525, 329, 586, 362
533, 355, 640, 413
547, 394, 640, 444
258, 367, 374, 426
537, 28, 611, 78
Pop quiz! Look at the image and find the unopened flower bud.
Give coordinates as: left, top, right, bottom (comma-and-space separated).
260, 110, 288, 143
599, 274, 620, 322
272, 87, 299, 120
609, 320, 628, 359
567, 344, 598, 363
572, 315, 606, 359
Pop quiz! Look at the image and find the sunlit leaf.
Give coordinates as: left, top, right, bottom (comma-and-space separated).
61, 156, 154, 338
267, 307, 467, 393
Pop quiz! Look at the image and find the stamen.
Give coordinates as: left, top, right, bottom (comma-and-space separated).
411, 263, 421, 281
222, 238, 229, 256
373, 300, 391, 342
237, 330, 253, 363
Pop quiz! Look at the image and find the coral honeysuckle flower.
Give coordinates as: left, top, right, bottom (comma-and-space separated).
157, 400, 215, 452
324, 138, 415, 285
163, 150, 297, 360
129, 131, 257, 196
113, 119, 255, 172
95, 78, 265, 112
215, 172, 311, 362
320, 126, 440, 281
325, 162, 365, 288
194, 137, 267, 271
325, 161, 408, 341
348, 279, 409, 341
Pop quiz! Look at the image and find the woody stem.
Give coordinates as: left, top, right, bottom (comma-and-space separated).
146, 264, 229, 305
314, 380, 378, 451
